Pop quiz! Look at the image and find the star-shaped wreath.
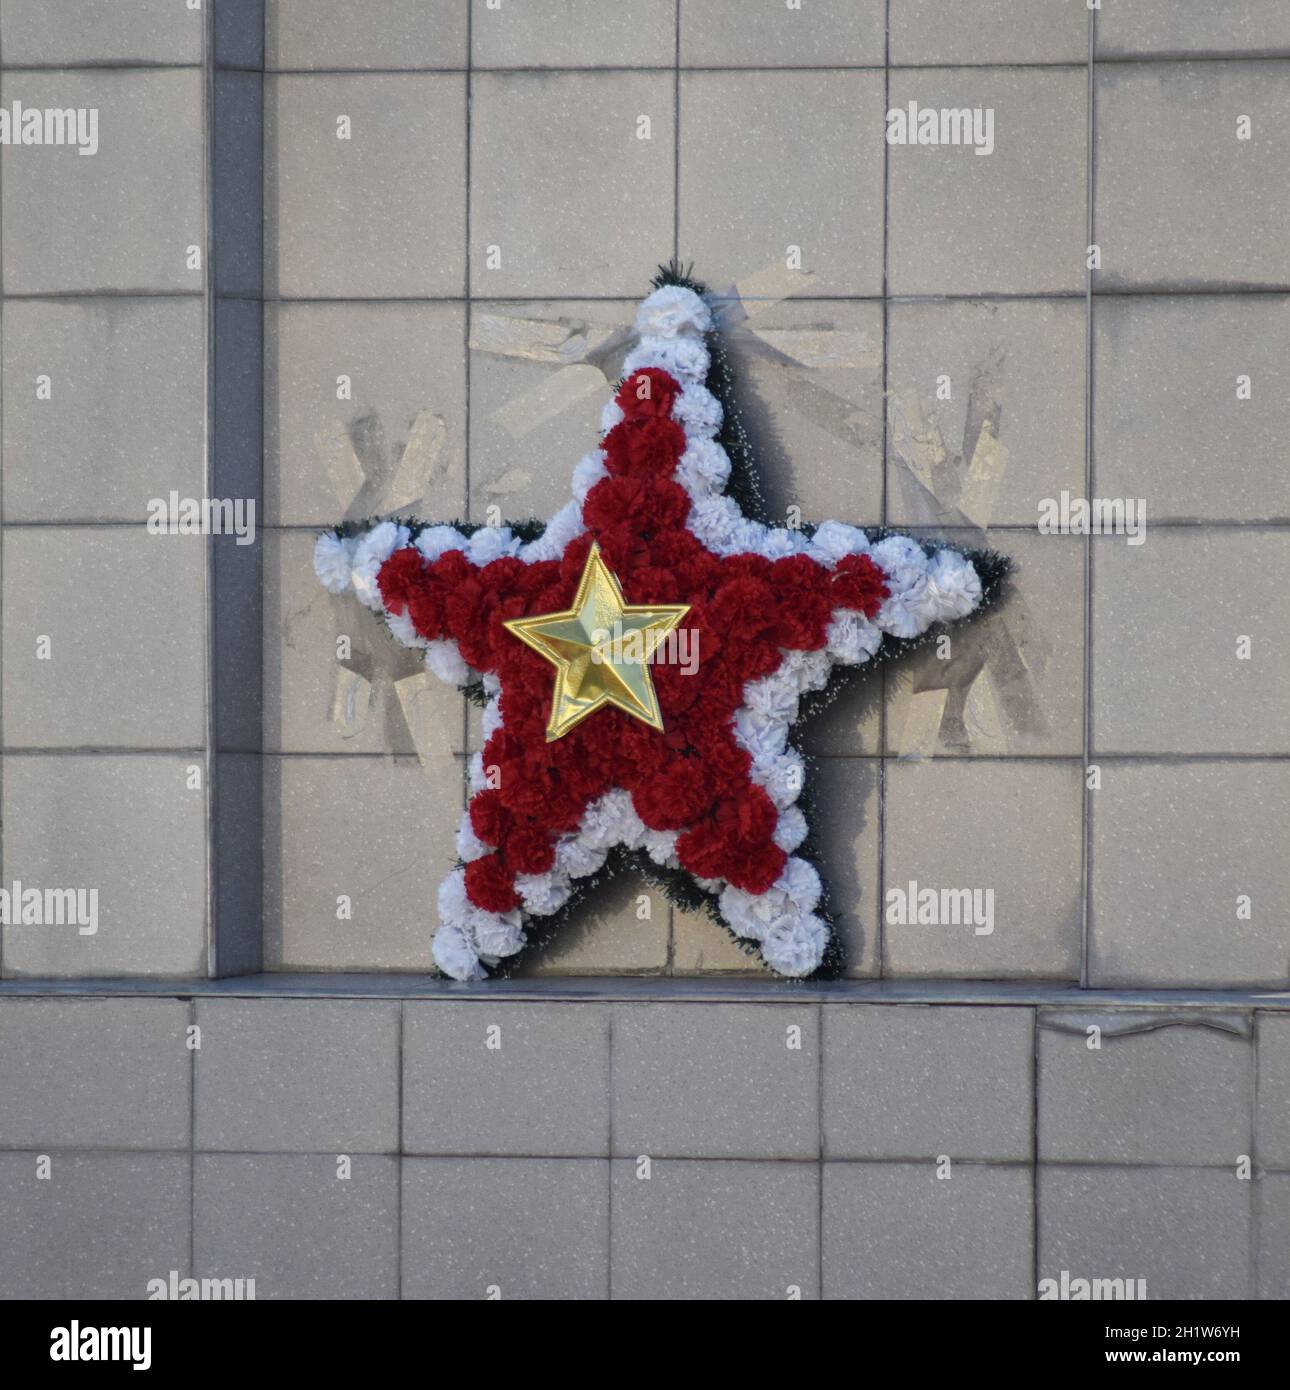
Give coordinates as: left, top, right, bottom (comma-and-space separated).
315, 267, 1009, 981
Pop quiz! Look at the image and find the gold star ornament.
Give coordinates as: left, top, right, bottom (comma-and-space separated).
503, 543, 690, 741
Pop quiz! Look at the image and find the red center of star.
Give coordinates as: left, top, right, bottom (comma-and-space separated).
375, 366, 889, 913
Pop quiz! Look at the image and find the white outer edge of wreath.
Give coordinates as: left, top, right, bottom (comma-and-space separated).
314, 284, 987, 981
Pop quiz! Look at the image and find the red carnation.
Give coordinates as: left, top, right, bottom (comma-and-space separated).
376, 547, 425, 615
675, 785, 784, 892
582, 475, 691, 537
832, 552, 889, 619
603, 416, 687, 480
724, 840, 787, 895
615, 366, 680, 420
632, 757, 714, 831
769, 553, 824, 592
464, 854, 521, 913
407, 585, 445, 641
774, 591, 833, 650
501, 824, 556, 876
469, 789, 510, 847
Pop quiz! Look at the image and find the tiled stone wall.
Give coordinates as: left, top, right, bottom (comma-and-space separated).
0, 3, 1283, 983
0, 3, 213, 978
0, 995, 1284, 1299
254, 2, 1289, 983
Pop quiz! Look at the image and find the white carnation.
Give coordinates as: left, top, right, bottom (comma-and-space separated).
521, 499, 584, 562
623, 335, 711, 384
555, 835, 608, 880
756, 749, 805, 810
756, 526, 809, 560
810, 521, 871, 565
779, 647, 832, 694
415, 525, 469, 564
634, 285, 712, 340
761, 913, 829, 977
872, 534, 928, 580
351, 521, 409, 610
718, 884, 783, 942
424, 639, 472, 687
455, 813, 491, 863
385, 608, 428, 649
687, 494, 745, 552
473, 913, 525, 960
673, 384, 723, 438
924, 549, 983, 622
481, 694, 504, 741
872, 538, 932, 638
571, 450, 608, 501
675, 437, 731, 498
745, 670, 800, 726
580, 790, 642, 851
436, 868, 475, 927
735, 705, 789, 762
641, 828, 679, 866
431, 923, 485, 981
773, 805, 808, 852
516, 871, 573, 917
825, 609, 882, 665
777, 856, 823, 913
600, 399, 625, 434
467, 525, 520, 566
313, 532, 356, 594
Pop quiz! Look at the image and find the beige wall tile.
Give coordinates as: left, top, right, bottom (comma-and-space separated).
470, 72, 674, 297
682, 0, 885, 66
265, 73, 466, 298
1092, 529, 1289, 754
1090, 760, 1290, 988
885, 530, 1085, 759
263, 530, 466, 757
883, 758, 1083, 979
887, 68, 1086, 295
266, 302, 467, 526
3, 528, 206, 750
2, 755, 208, 978
679, 70, 885, 298
1095, 63, 1290, 290
264, 754, 463, 969
1093, 295, 1290, 523
887, 299, 1086, 530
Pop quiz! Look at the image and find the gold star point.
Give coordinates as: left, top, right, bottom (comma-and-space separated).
503, 543, 690, 742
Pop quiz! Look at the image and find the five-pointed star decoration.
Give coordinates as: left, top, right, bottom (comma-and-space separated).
503, 542, 689, 741
314, 268, 1010, 981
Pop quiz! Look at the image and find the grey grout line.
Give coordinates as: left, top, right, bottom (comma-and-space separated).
173, 287, 1290, 305
4, 980, 1284, 1006
816, 1000, 825, 1298
201, 56, 1290, 75
672, 0, 681, 265
1080, 0, 1096, 992
8, 516, 1290, 531
1031, 1004, 1041, 1297
2, 1144, 1271, 1170
189, 997, 197, 1278
1, 289, 206, 300
397, 999, 405, 1300
876, 0, 891, 981
251, 518, 1290, 533
607, 1004, 615, 1300
10, 747, 1290, 764
462, 2, 474, 797
202, 1, 218, 978
1251, 1011, 1262, 1297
